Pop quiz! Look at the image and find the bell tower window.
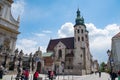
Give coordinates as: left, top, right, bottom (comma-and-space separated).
82, 36, 84, 41
81, 29, 83, 34
77, 29, 80, 33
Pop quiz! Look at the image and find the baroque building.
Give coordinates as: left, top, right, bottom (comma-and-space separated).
47, 9, 92, 75
0, 0, 44, 74
0, 0, 20, 69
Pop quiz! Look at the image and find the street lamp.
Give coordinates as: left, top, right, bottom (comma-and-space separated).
107, 49, 114, 79
107, 50, 112, 72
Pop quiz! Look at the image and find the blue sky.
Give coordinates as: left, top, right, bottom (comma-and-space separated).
11, 0, 120, 63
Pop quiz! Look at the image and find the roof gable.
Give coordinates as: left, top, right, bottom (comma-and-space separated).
47, 37, 74, 51
55, 41, 66, 49
113, 32, 120, 38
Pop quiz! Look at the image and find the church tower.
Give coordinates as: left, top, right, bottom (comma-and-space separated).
73, 9, 91, 74
0, 0, 20, 55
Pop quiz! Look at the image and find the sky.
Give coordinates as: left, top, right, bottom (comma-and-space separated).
11, 0, 120, 63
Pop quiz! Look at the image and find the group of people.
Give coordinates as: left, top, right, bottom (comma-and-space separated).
93, 70, 120, 80
47, 70, 56, 80
16, 69, 30, 80
16, 69, 39, 80
110, 70, 120, 80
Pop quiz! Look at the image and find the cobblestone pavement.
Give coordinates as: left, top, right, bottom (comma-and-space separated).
2, 72, 118, 80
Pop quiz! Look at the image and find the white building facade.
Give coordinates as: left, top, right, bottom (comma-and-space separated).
0, 0, 20, 71
0, 0, 20, 55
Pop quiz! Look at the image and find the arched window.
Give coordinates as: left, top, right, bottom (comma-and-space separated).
82, 36, 84, 41
81, 29, 83, 34
77, 29, 80, 33
78, 37, 80, 41
58, 49, 62, 59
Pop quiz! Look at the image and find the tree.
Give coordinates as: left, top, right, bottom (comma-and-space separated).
100, 62, 106, 72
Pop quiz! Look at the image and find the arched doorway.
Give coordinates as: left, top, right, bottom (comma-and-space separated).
37, 61, 41, 73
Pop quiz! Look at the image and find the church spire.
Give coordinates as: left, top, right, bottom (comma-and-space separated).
77, 8, 80, 18
75, 8, 84, 26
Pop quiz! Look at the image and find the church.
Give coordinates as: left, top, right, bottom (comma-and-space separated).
47, 9, 93, 75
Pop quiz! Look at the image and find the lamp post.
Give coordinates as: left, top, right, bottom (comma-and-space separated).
107, 50, 113, 72
107, 49, 114, 80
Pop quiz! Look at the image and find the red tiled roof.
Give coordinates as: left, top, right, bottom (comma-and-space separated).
113, 32, 120, 38
47, 37, 74, 51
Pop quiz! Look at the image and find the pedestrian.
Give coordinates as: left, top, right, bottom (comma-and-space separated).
50, 71, 54, 80
0, 67, 3, 79
110, 71, 117, 80
21, 70, 25, 80
24, 69, 29, 80
118, 70, 120, 80
98, 71, 101, 77
33, 70, 39, 80
16, 73, 21, 80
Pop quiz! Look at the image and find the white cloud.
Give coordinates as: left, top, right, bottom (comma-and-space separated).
58, 22, 74, 38
11, 0, 25, 19
16, 38, 47, 54
16, 39, 37, 54
33, 33, 46, 37
42, 30, 52, 33
86, 23, 120, 62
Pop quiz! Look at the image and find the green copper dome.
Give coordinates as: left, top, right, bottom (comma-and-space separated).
75, 9, 84, 25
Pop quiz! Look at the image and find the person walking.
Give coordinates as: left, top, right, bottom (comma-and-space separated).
98, 71, 101, 77
24, 69, 29, 80
33, 71, 39, 80
0, 67, 3, 79
110, 71, 117, 80
50, 71, 54, 80
21, 70, 25, 80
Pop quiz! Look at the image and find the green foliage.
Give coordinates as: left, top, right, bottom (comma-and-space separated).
100, 62, 106, 72
106, 68, 110, 73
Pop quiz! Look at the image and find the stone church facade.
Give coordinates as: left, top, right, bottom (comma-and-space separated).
47, 9, 92, 75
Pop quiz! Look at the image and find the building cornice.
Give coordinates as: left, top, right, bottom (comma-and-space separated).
0, 24, 20, 34
0, 17, 19, 28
